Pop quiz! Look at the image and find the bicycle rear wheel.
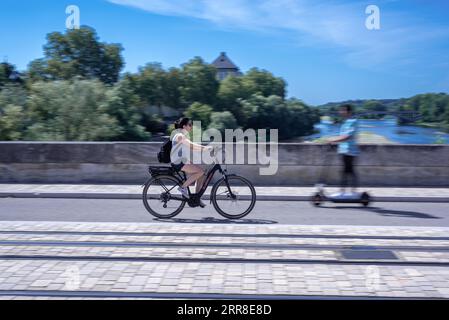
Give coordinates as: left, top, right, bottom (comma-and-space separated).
211, 175, 256, 220
142, 175, 186, 219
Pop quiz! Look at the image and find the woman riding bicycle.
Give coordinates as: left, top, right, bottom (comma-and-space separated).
143, 117, 256, 219
170, 117, 212, 206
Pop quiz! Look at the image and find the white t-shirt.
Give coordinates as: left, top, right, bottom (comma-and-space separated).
171, 132, 189, 164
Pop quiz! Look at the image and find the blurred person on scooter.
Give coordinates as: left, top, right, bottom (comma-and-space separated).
327, 104, 359, 197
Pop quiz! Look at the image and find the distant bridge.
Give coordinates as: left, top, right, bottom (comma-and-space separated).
326, 111, 422, 122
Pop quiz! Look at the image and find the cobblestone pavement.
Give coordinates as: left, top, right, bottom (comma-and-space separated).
1, 184, 449, 201
0, 221, 448, 300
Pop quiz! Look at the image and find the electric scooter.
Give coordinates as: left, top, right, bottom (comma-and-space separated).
311, 145, 371, 207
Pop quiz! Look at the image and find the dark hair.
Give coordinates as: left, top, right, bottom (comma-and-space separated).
174, 117, 191, 129
340, 104, 353, 114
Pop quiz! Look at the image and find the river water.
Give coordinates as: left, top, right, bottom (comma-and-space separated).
305, 119, 449, 144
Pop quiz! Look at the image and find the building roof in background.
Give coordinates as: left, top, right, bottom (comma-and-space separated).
212, 52, 239, 70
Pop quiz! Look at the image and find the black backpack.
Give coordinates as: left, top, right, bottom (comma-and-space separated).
157, 139, 172, 163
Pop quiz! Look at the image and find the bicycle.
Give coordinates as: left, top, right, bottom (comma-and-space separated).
142, 146, 257, 220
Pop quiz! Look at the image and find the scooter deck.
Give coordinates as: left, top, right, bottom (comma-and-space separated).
326, 198, 366, 203
325, 192, 370, 203
328, 193, 363, 200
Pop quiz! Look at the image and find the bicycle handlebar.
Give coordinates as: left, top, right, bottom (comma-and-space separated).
208, 144, 225, 164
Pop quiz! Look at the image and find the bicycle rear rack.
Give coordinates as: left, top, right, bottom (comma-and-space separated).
148, 166, 174, 177
148, 165, 187, 182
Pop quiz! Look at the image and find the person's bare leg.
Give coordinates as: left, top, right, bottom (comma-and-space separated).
181, 164, 203, 189
196, 173, 206, 193
182, 172, 203, 189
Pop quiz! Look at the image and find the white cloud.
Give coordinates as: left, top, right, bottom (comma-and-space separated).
108, 0, 202, 17
108, 0, 449, 69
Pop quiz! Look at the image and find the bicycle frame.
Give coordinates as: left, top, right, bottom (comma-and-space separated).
189, 147, 236, 199
168, 149, 236, 203
144, 146, 238, 207
191, 163, 225, 199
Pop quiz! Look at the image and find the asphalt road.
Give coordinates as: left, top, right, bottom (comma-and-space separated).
0, 198, 448, 227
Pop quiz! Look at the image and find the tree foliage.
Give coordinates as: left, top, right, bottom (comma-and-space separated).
0, 85, 28, 140
0, 79, 152, 141
27, 27, 124, 84
184, 102, 213, 129
401, 93, 449, 124
217, 68, 287, 122
243, 68, 286, 99
26, 80, 122, 141
360, 100, 387, 119
1, 26, 324, 141
180, 57, 219, 108
319, 94, 449, 126
241, 94, 319, 140
0, 63, 23, 87
102, 78, 151, 141
208, 111, 238, 134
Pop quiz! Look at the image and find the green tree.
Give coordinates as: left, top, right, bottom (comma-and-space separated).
241, 94, 318, 140
125, 63, 165, 107
0, 84, 27, 107
361, 100, 387, 119
0, 62, 22, 87
27, 26, 124, 84
125, 64, 183, 111
184, 102, 213, 129
0, 85, 28, 140
216, 76, 251, 121
208, 111, 238, 134
285, 98, 321, 137
217, 68, 287, 124
162, 67, 183, 109
25, 79, 122, 141
242, 94, 285, 131
400, 93, 449, 124
103, 79, 151, 141
443, 100, 449, 124
0, 63, 14, 87
0, 105, 26, 140
242, 68, 286, 99
180, 57, 219, 107
217, 76, 251, 108
27, 59, 49, 82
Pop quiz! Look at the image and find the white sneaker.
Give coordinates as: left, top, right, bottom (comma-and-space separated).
178, 187, 189, 199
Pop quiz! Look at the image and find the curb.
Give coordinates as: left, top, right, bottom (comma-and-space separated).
0, 290, 441, 300
1, 192, 449, 202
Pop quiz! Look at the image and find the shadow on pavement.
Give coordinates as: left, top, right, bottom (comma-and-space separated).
327, 206, 441, 219
153, 217, 278, 224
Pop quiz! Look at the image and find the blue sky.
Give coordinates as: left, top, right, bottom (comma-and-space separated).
1, 0, 449, 105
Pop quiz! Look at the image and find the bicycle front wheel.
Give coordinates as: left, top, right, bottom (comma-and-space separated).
211, 175, 256, 219
142, 175, 186, 219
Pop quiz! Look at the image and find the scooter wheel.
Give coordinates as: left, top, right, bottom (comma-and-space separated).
311, 193, 323, 207
361, 192, 370, 207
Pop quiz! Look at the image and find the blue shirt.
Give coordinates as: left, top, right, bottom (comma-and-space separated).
338, 118, 359, 156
